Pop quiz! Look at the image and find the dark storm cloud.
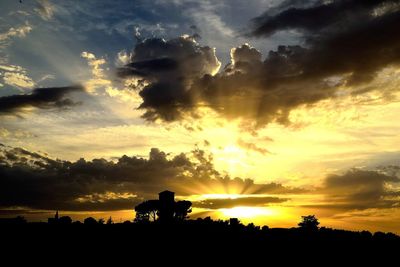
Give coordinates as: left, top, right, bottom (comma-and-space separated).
120, 58, 179, 75
251, 0, 398, 36
0, 145, 301, 211
118, 36, 220, 121
0, 85, 84, 114
183, 43, 340, 126
193, 196, 288, 209
305, 169, 400, 211
250, 0, 400, 85
119, 0, 400, 126
323, 169, 400, 210
2, 146, 398, 213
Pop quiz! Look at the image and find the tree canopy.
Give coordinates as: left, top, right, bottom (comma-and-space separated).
134, 199, 192, 223
298, 215, 320, 230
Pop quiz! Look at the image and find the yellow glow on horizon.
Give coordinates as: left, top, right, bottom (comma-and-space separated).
219, 206, 276, 219
13, 200, 400, 234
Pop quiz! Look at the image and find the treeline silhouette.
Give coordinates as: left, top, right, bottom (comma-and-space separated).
1, 191, 399, 261
1, 212, 399, 259
1, 212, 398, 242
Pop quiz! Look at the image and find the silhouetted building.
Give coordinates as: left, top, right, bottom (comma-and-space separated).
134, 190, 192, 223
158, 190, 175, 223
159, 190, 175, 202
48, 211, 59, 224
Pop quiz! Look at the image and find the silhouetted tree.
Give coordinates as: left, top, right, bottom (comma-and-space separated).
174, 200, 192, 220
134, 208, 150, 223
246, 223, 260, 231
360, 230, 372, 239
298, 215, 320, 230
106, 216, 113, 225
134, 200, 159, 222
229, 218, 240, 226
98, 218, 105, 224
84, 217, 97, 225
146, 200, 160, 221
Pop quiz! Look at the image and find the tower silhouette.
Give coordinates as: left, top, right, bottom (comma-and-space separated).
158, 190, 175, 223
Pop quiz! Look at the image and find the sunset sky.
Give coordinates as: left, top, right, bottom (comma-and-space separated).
1, 0, 400, 233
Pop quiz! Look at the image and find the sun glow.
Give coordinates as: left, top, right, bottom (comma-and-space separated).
213, 144, 249, 175
219, 206, 276, 219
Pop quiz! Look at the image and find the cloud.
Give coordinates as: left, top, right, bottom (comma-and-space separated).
0, 23, 32, 54
118, 1, 400, 127
115, 50, 132, 67
0, 145, 302, 211
0, 23, 32, 42
34, 0, 55, 20
250, 0, 400, 85
82, 51, 138, 102
81, 52, 107, 78
0, 128, 33, 139
226, 43, 262, 73
121, 41, 334, 126
307, 169, 400, 211
0, 65, 25, 72
36, 74, 55, 84
0, 85, 84, 114
193, 196, 288, 209
81, 51, 110, 93
324, 169, 400, 209
0, 64, 36, 89
250, 0, 400, 37
3, 72, 35, 89
237, 138, 271, 155
186, 0, 235, 39
118, 35, 221, 121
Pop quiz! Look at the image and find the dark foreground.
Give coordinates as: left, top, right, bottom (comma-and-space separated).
1, 219, 399, 264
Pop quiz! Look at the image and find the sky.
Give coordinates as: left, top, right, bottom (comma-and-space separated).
1, 0, 400, 233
